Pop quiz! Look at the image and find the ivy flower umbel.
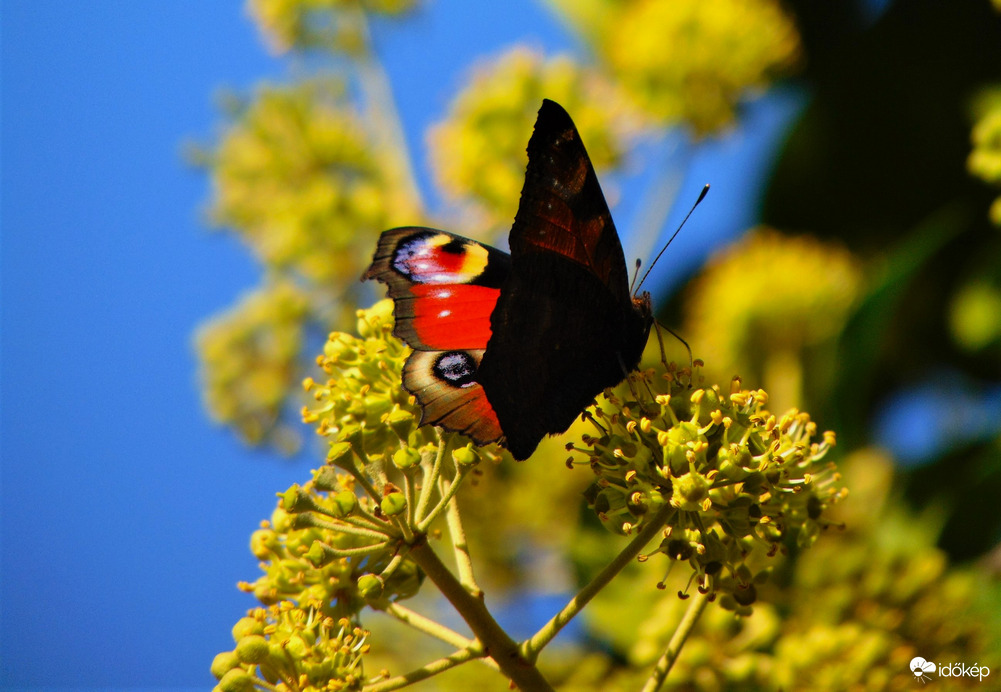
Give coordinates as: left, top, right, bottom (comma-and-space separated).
968, 93, 1001, 225
303, 298, 440, 461
211, 603, 372, 691
429, 47, 632, 229
573, 367, 844, 610
551, 0, 801, 135
205, 80, 418, 285
248, 0, 416, 55
196, 280, 309, 451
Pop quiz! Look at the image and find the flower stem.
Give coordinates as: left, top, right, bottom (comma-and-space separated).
362, 645, 482, 692
414, 435, 447, 524
407, 537, 554, 691
522, 503, 675, 661
441, 472, 480, 596
640, 590, 710, 692
383, 603, 498, 670
416, 463, 472, 532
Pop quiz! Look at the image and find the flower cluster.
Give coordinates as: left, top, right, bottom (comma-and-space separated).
303, 299, 460, 464
241, 301, 498, 612
573, 366, 844, 610
572, 452, 998, 692
551, 0, 801, 135
214, 302, 495, 687
968, 90, 1001, 225
211, 602, 373, 691
196, 280, 309, 450
205, 79, 418, 286
248, 0, 416, 54
237, 479, 423, 619
683, 228, 862, 398
428, 47, 633, 229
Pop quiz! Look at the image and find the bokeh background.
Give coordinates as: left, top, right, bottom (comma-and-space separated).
3, 0, 1001, 689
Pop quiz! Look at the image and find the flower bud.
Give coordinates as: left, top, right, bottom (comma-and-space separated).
210, 651, 240, 679
671, 471, 710, 511
235, 635, 270, 664
217, 668, 255, 692
392, 447, 421, 470
357, 574, 384, 599
380, 492, 407, 516
330, 490, 357, 518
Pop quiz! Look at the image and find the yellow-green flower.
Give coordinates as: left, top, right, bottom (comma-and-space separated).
683, 228, 862, 407
968, 95, 1001, 225
248, 0, 415, 54
303, 299, 437, 460
581, 451, 999, 691
212, 604, 371, 690
551, 0, 801, 134
196, 280, 309, 450
950, 280, 1001, 352
573, 365, 843, 609
429, 46, 632, 229
205, 80, 418, 286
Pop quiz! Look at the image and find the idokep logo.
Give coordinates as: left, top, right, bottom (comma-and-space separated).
910, 656, 991, 684
910, 657, 935, 683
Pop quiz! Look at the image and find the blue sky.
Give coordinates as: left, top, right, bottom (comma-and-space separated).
1, 2, 792, 688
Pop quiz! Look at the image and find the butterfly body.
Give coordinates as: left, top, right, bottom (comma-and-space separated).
365, 100, 652, 460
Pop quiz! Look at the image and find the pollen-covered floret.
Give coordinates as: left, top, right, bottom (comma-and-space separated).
212, 603, 373, 691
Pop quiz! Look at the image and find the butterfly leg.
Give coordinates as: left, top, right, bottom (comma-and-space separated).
653, 320, 694, 373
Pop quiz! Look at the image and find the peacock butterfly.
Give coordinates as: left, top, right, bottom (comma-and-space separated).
364, 99, 653, 460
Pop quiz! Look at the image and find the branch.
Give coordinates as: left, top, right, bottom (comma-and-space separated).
522, 503, 675, 660
362, 645, 483, 692
407, 537, 554, 691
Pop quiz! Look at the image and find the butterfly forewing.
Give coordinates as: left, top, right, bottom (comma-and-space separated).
477, 100, 653, 460
508, 99, 634, 306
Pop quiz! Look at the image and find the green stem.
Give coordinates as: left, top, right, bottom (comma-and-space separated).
408, 537, 554, 691
522, 503, 675, 661
348, 498, 391, 535
316, 542, 392, 559
402, 465, 418, 528
383, 603, 496, 670
338, 513, 393, 536
414, 435, 448, 524
640, 590, 710, 692
362, 646, 483, 692
345, 461, 384, 508
376, 551, 407, 584
298, 515, 391, 543
351, 8, 424, 217
442, 475, 480, 596
417, 463, 472, 532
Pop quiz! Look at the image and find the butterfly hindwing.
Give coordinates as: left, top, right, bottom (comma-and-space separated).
402, 349, 503, 446
363, 227, 509, 447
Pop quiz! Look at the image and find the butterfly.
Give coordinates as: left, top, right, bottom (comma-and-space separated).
364, 99, 653, 460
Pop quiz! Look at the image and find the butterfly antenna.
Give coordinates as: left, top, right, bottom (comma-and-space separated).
634, 184, 709, 295
629, 258, 642, 295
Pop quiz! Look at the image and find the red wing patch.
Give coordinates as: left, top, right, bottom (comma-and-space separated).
364, 227, 510, 351
394, 284, 498, 351
403, 350, 504, 447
